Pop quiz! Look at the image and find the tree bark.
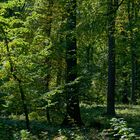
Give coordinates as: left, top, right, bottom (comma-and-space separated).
127, 0, 137, 104
107, 0, 118, 116
18, 80, 30, 131
44, 0, 54, 123
62, 0, 82, 126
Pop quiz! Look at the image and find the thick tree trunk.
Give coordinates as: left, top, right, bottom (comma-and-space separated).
62, 0, 82, 126
107, 0, 118, 116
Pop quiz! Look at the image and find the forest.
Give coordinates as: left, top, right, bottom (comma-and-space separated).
0, 0, 140, 139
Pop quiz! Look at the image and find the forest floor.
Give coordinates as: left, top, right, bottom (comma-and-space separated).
116, 104, 140, 135
0, 104, 140, 139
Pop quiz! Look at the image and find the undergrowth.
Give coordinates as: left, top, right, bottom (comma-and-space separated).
0, 104, 140, 139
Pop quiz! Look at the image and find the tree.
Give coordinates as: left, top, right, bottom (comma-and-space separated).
0, 0, 31, 130
0, 20, 30, 132
35, 0, 54, 124
107, 0, 119, 116
127, 0, 138, 104
62, 0, 82, 126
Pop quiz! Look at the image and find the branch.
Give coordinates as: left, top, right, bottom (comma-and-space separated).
104, 0, 125, 16
1, 27, 21, 82
117, 0, 125, 8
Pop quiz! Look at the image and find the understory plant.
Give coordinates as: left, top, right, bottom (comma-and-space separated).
102, 118, 137, 140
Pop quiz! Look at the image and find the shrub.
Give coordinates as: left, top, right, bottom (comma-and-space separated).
102, 118, 137, 140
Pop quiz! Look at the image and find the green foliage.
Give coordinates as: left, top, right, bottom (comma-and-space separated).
0, 105, 140, 139
14, 129, 38, 140
102, 118, 137, 140
0, 0, 140, 138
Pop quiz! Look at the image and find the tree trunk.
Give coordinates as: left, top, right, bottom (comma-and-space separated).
44, 0, 54, 123
1, 27, 30, 131
127, 0, 137, 104
18, 80, 30, 131
56, 59, 63, 86
107, 0, 118, 116
62, 0, 82, 126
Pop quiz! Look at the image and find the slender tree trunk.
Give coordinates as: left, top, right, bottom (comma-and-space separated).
18, 80, 30, 131
44, 0, 54, 123
56, 59, 63, 86
62, 0, 82, 126
107, 0, 118, 116
1, 28, 30, 131
122, 80, 129, 104
86, 46, 93, 72
44, 59, 51, 124
127, 0, 137, 104
45, 101, 51, 124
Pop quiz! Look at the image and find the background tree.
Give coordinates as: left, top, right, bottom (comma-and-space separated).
0, 0, 30, 130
